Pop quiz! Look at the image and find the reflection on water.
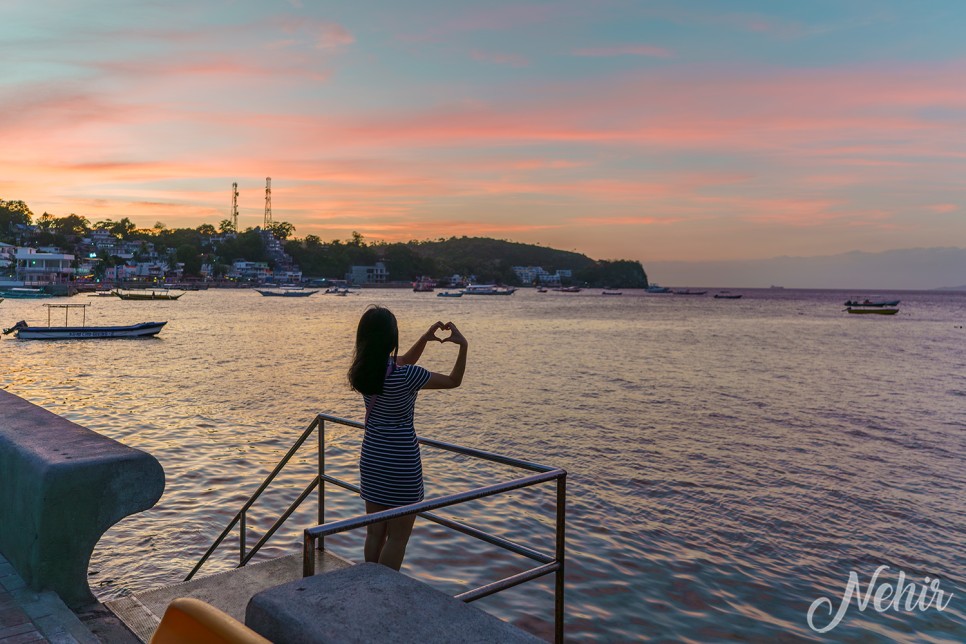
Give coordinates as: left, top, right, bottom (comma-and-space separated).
2, 288, 965, 641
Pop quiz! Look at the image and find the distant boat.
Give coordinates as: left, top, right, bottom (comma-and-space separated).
536, 287, 548, 293
846, 307, 898, 315
555, 286, 581, 293
672, 289, 707, 295
645, 284, 671, 293
601, 290, 622, 296
114, 289, 184, 300
714, 292, 742, 299
255, 288, 318, 297
413, 277, 436, 292
2, 303, 166, 339
324, 287, 350, 295
462, 284, 516, 295
844, 299, 900, 307
437, 291, 463, 298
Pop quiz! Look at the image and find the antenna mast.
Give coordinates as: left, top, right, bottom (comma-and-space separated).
231, 182, 239, 233
264, 177, 272, 228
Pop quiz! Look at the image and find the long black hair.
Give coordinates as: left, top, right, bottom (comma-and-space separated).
348, 306, 399, 395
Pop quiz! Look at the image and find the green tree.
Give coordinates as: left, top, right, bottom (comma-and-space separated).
36, 212, 56, 232
54, 214, 91, 237
266, 220, 295, 240
197, 223, 217, 236
218, 219, 236, 235
176, 244, 202, 277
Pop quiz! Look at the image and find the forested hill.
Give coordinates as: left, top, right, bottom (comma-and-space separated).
286, 235, 649, 287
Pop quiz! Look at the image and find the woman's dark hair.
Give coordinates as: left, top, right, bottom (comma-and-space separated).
348, 306, 399, 395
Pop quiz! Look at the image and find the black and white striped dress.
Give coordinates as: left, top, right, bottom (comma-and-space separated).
359, 362, 432, 507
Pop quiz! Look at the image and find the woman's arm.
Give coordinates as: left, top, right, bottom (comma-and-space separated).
423, 322, 468, 390
397, 321, 444, 366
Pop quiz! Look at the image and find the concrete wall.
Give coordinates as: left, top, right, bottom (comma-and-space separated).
0, 390, 165, 608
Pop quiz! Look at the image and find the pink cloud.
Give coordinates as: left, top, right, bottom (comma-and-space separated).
926, 203, 958, 214
573, 45, 673, 58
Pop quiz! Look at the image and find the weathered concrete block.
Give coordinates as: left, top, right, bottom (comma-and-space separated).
0, 390, 165, 608
246, 562, 545, 643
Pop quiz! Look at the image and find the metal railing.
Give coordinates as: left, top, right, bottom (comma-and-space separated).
188, 413, 567, 643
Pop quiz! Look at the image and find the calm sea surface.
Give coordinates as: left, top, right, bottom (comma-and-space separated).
2, 288, 964, 642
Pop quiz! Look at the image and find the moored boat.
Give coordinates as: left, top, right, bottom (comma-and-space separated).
437, 291, 463, 298
844, 298, 900, 307
714, 292, 742, 299
602, 290, 622, 295
461, 284, 516, 295
114, 289, 184, 300
2, 303, 166, 339
645, 284, 671, 293
255, 288, 318, 297
0, 287, 54, 299
673, 289, 707, 295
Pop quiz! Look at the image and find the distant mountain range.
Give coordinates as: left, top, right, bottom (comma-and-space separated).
646, 247, 966, 291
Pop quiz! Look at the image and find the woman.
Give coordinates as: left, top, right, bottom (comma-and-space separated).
348, 306, 468, 570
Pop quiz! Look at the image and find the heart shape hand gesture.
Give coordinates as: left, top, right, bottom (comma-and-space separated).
425, 321, 466, 345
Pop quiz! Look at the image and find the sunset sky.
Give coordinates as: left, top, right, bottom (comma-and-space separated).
2, 1, 964, 274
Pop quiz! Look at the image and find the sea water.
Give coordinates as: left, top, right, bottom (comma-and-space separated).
1, 288, 964, 642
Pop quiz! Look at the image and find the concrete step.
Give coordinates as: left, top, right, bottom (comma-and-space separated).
104, 550, 352, 642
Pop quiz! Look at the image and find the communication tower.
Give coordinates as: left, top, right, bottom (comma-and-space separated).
231, 182, 239, 233
264, 177, 272, 228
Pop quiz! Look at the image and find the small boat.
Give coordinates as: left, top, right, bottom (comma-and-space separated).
844, 299, 900, 307
645, 284, 671, 293
846, 307, 898, 315
0, 287, 54, 299
413, 277, 436, 292
255, 288, 318, 297
437, 291, 463, 298
536, 287, 548, 293
555, 286, 582, 293
114, 289, 184, 300
714, 292, 742, 299
601, 290, 622, 296
672, 289, 707, 295
2, 304, 166, 339
461, 285, 516, 295
324, 287, 350, 295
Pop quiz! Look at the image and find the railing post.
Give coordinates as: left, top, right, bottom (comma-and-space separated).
240, 510, 247, 565
303, 532, 316, 577
324, 420, 325, 550
555, 473, 567, 644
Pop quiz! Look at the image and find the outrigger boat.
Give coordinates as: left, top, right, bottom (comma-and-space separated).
255, 288, 318, 297
113, 289, 184, 301
2, 304, 167, 339
844, 298, 900, 307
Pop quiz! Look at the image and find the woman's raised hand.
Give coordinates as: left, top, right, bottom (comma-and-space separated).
442, 322, 467, 346
423, 321, 446, 342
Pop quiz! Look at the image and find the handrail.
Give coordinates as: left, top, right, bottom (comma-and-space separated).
189, 412, 567, 643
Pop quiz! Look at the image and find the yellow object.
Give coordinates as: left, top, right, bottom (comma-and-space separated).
151, 597, 272, 644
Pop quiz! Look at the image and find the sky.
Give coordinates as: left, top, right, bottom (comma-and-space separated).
2, 0, 965, 286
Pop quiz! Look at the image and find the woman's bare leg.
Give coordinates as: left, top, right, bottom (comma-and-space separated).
364, 501, 389, 563
379, 513, 417, 570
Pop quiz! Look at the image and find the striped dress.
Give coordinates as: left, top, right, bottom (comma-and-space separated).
359, 362, 432, 507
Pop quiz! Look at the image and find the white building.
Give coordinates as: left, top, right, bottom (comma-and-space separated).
15, 248, 74, 284
231, 260, 271, 282
512, 265, 570, 286
346, 262, 387, 285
